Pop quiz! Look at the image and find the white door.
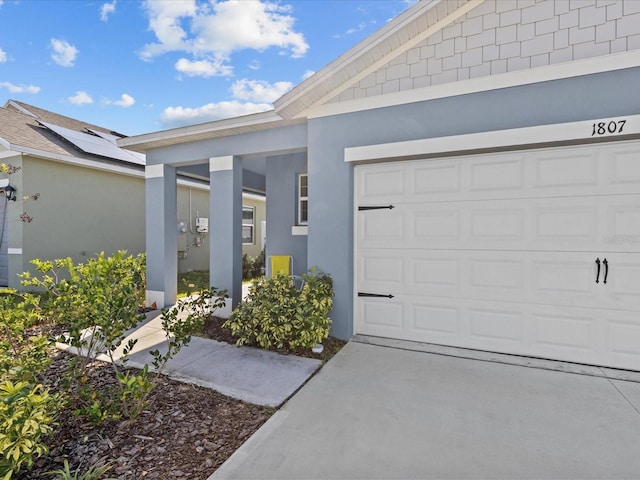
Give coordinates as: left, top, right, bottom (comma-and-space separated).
355, 141, 640, 370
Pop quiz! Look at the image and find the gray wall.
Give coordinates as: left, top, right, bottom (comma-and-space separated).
0, 196, 7, 286
266, 153, 307, 277
8, 155, 261, 288
308, 67, 640, 341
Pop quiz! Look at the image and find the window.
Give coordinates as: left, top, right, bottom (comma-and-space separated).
298, 173, 308, 225
242, 206, 255, 244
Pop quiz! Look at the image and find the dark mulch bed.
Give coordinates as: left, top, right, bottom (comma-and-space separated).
199, 316, 346, 363
16, 317, 345, 479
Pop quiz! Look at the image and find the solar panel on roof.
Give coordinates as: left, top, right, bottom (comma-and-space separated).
38, 121, 145, 165
86, 128, 145, 164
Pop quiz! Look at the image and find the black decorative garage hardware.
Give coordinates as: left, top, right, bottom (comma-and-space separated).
595, 258, 609, 284
358, 292, 395, 298
358, 205, 395, 211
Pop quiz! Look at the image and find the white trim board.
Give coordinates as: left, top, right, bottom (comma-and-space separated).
345, 114, 640, 163
310, 50, 640, 120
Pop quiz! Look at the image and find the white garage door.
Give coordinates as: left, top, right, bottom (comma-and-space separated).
355, 141, 640, 371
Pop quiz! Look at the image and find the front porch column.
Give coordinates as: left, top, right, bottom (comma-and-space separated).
209, 156, 243, 316
145, 164, 177, 308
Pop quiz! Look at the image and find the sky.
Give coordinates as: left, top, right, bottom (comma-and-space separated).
0, 0, 415, 136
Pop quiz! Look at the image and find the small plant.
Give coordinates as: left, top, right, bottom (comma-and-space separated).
242, 248, 265, 280
225, 268, 334, 351
0, 381, 58, 479
46, 458, 116, 480
151, 287, 228, 375
0, 290, 50, 384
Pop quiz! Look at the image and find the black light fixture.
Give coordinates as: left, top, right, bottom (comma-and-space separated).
4, 185, 16, 201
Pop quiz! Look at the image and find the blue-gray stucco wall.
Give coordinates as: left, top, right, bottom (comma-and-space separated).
308, 67, 640, 341
266, 153, 308, 277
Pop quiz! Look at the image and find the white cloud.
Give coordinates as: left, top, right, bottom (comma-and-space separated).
50, 38, 78, 67
111, 93, 135, 107
68, 91, 93, 105
0, 82, 40, 94
333, 22, 366, 39
230, 79, 292, 103
0, 47, 6, 63
161, 101, 272, 128
175, 57, 232, 78
302, 70, 315, 80
140, 1, 308, 76
248, 60, 261, 71
100, 0, 116, 21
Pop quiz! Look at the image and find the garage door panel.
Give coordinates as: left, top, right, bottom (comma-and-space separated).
356, 144, 640, 206
603, 255, 640, 305
607, 145, 640, 184
468, 307, 525, 343
359, 196, 640, 253
358, 297, 405, 337
413, 163, 461, 194
355, 141, 640, 371
608, 318, 640, 363
357, 296, 625, 365
359, 249, 638, 311
469, 158, 524, 191
533, 312, 597, 352
532, 151, 598, 189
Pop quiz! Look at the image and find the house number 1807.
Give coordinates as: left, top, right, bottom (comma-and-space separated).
592, 120, 626, 136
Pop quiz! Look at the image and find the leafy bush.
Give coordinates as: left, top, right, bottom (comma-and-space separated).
20, 251, 150, 423
242, 248, 265, 280
0, 381, 58, 479
0, 291, 59, 479
21, 251, 147, 373
224, 268, 333, 350
0, 291, 50, 383
152, 287, 228, 374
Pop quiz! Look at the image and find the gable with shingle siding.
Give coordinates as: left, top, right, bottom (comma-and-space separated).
331, 0, 640, 103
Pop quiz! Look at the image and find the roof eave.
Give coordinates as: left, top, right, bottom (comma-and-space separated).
118, 109, 295, 153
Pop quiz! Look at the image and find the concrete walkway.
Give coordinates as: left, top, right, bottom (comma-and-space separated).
57, 310, 321, 408
211, 341, 640, 479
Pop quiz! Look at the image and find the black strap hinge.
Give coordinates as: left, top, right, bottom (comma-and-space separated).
358, 292, 395, 298
358, 205, 395, 211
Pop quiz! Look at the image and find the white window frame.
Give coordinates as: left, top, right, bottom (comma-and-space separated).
242, 206, 255, 245
298, 173, 308, 225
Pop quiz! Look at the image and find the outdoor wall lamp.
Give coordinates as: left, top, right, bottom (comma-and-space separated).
0, 178, 16, 201
3, 185, 16, 201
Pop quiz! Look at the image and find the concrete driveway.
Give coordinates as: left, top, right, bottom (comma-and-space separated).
212, 340, 640, 479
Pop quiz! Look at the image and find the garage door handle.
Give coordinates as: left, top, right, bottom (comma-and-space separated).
595, 258, 601, 284
603, 258, 608, 284
358, 292, 395, 299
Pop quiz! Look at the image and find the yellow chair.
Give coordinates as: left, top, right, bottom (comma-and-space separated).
267, 255, 292, 276
267, 255, 305, 290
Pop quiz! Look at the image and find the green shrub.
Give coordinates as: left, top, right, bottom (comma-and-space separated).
0, 292, 59, 479
224, 268, 333, 350
0, 291, 50, 384
0, 381, 58, 479
20, 251, 149, 422
152, 287, 228, 374
21, 251, 147, 373
242, 248, 265, 280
